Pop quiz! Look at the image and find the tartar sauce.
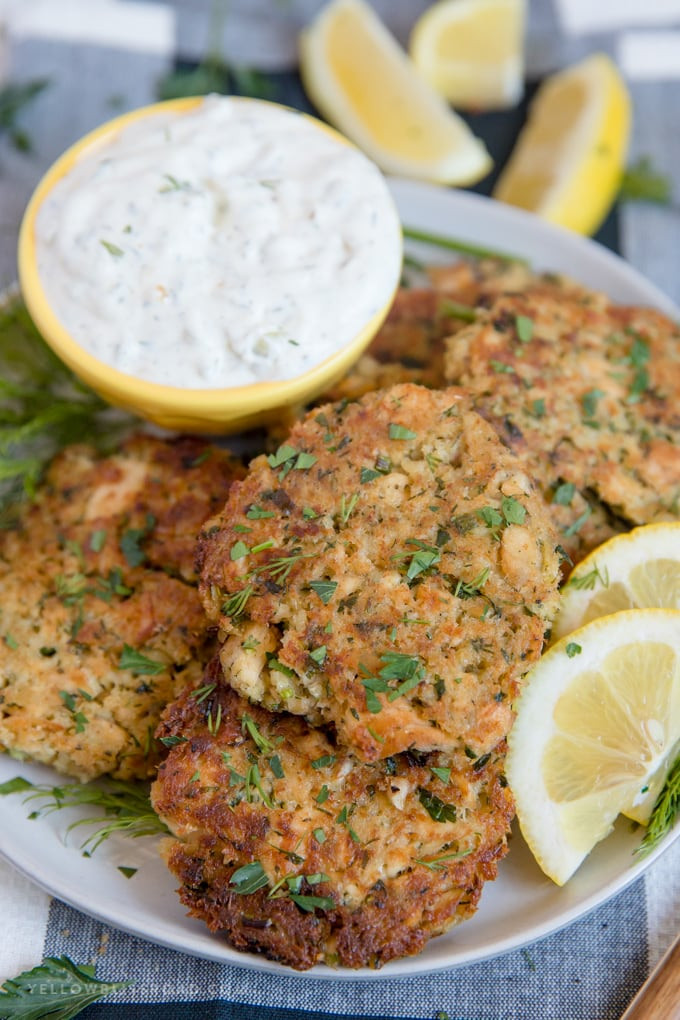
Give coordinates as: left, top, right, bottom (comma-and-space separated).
35, 96, 402, 389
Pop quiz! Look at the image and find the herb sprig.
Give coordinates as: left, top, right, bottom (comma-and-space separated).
0, 955, 132, 1019
0, 295, 134, 526
636, 753, 680, 857
0, 776, 168, 853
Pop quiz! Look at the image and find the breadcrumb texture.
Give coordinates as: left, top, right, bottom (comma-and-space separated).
198, 384, 560, 762
444, 292, 680, 564
152, 659, 514, 971
0, 435, 243, 781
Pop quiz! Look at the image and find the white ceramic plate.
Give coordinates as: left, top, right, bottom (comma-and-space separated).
1, 179, 678, 980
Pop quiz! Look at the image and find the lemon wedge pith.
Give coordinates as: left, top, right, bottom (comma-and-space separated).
299, 0, 492, 185
409, 0, 526, 110
507, 609, 680, 886
493, 53, 631, 235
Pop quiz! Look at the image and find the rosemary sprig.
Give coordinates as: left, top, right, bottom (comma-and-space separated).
0, 294, 135, 526
403, 226, 529, 265
0, 776, 168, 853
636, 753, 680, 857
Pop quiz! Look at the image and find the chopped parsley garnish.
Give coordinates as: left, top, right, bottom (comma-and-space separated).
309, 645, 327, 666
120, 513, 155, 567
266, 444, 317, 479
439, 298, 477, 323
553, 482, 576, 506
360, 652, 425, 712
413, 847, 474, 870
100, 239, 124, 257
418, 787, 457, 823
530, 398, 546, 418
477, 506, 503, 534
229, 861, 269, 895
118, 644, 166, 676
315, 784, 330, 803
515, 315, 534, 343
395, 538, 441, 581
452, 567, 490, 599
581, 388, 605, 419
501, 495, 526, 525
269, 755, 284, 779
230, 540, 250, 561
309, 579, 338, 604
565, 642, 582, 658
289, 893, 335, 913
246, 505, 275, 520
490, 360, 514, 374
118, 866, 137, 879
360, 467, 380, 483
388, 423, 417, 440
311, 755, 336, 770
430, 766, 451, 785
3, 633, 18, 650
89, 529, 107, 553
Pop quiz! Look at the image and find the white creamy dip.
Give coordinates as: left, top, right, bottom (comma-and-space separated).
35, 96, 402, 389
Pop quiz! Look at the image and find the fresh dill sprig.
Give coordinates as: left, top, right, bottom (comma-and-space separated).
0, 294, 135, 526
0, 776, 168, 853
636, 753, 680, 857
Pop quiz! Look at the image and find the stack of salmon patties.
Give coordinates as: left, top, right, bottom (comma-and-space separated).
152, 383, 561, 970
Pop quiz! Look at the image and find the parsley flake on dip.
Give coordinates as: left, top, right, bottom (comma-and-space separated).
31, 96, 402, 389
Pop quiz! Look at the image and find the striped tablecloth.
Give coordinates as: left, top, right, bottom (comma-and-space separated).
0, 2, 678, 1017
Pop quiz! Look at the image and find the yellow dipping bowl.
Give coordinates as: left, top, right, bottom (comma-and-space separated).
18, 97, 402, 434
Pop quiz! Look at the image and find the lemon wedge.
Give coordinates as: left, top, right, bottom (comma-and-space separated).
409, 0, 526, 110
493, 53, 631, 234
507, 609, 680, 885
553, 523, 680, 641
299, 0, 492, 185
551, 523, 680, 825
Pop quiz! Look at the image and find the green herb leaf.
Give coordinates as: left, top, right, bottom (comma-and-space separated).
0, 776, 34, 796
118, 645, 166, 676
309, 645, 327, 666
490, 360, 514, 374
389, 423, 417, 440
418, 787, 457, 823
515, 315, 534, 343
309, 579, 337, 605
402, 226, 528, 265
230, 540, 250, 561
501, 496, 527, 525
100, 239, 124, 257
246, 505, 275, 520
229, 860, 269, 895
553, 482, 576, 506
636, 754, 680, 856
120, 514, 155, 567
0, 954, 133, 1019
565, 642, 582, 658
311, 755, 336, 770
242, 713, 276, 754
439, 299, 477, 323
118, 866, 137, 879
289, 893, 334, 913
620, 156, 672, 205
430, 767, 451, 785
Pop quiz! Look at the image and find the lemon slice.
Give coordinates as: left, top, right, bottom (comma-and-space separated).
553, 523, 680, 641
493, 53, 631, 234
507, 609, 680, 885
409, 0, 526, 110
299, 0, 492, 185
552, 522, 680, 824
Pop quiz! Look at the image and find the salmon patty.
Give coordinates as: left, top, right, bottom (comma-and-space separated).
0, 435, 243, 781
152, 658, 514, 971
198, 384, 560, 762
444, 291, 680, 564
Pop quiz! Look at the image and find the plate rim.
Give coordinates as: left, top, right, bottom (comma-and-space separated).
1, 178, 678, 980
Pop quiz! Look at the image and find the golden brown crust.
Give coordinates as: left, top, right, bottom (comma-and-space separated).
444, 292, 680, 564
0, 435, 243, 781
152, 659, 514, 971
198, 384, 560, 762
